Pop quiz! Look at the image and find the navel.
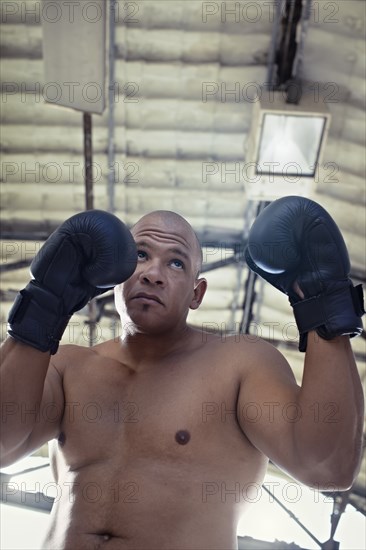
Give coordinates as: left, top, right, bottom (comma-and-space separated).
175, 430, 191, 445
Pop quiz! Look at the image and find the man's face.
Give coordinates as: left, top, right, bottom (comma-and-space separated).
115, 212, 206, 335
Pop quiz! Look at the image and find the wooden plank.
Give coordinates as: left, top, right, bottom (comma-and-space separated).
2, 153, 364, 199
1, 94, 254, 133
1, 59, 267, 101
1, 124, 246, 158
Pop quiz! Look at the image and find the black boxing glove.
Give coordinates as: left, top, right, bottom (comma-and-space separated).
245, 196, 364, 351
8, 210, 137, 354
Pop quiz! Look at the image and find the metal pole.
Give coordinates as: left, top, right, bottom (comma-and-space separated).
83, 112, 94, 211
262, 484, 323, 548
83, 112, 97, 346
107, 0, 117, 213
239, 201, 268, 334
266, 0, 285, 86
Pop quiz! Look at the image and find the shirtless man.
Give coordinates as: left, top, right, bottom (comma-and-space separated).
1, 196, 364, 550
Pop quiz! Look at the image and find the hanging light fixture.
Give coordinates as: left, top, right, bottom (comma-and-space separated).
245, 90, 331, 200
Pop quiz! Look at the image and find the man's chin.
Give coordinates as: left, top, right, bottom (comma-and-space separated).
124, 310, 171, 335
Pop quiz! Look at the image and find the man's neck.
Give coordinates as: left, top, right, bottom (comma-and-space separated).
119, 324, 196, 367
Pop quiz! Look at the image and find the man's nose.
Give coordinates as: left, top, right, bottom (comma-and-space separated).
139, 261, 164, 285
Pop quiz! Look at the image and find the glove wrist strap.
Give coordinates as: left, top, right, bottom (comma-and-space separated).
8, 284, 72, 355
292, 284, 365, 352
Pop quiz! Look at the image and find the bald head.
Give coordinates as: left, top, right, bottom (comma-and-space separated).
132, 210, 203, 277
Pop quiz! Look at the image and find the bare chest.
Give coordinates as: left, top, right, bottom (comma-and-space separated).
57, 352, 244, 469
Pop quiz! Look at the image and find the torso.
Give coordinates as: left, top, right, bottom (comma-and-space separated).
43, 331, 268, 550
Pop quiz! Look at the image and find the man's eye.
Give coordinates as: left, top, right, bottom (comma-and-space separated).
137, 251, 147, 260
171, 259, 184, 269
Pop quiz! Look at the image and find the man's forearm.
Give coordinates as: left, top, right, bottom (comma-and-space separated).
0, 337, 51, 459
294, 332, 364, 488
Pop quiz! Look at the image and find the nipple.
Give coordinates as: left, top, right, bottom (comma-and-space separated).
175, 430, 191, 445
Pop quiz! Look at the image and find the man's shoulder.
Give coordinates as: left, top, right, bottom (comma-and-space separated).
51, 340, 123, 382
51, 342, 103, 371
194, 327, 283, 367
198, 327, 275, 350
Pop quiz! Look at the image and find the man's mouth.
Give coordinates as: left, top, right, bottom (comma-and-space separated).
131, 292, 163, 305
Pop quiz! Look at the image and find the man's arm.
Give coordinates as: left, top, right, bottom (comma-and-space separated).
241, 196, 365, 489
0, 338, 64, 467
237, 333, 364, 490
0, 210, 137, 467
298, 333, 364, 485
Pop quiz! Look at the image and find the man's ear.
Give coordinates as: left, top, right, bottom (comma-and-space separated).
189, 278, 207, 310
